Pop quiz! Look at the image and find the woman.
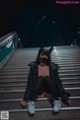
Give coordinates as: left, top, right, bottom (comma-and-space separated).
20, 46, 71, 115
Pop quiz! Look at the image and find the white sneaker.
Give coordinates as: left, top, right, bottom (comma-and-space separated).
27, 101, 35, 115
53, 100, 61, 112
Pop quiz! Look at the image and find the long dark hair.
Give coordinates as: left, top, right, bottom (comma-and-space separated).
36, 47, 53, 65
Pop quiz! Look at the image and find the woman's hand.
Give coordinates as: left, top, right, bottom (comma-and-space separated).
66, 99, 71, 106
20, 101, 28, 108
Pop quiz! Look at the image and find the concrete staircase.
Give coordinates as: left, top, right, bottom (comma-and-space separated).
0, 46, 80, 120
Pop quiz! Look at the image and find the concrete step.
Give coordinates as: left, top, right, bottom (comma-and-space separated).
6, 110, 80, 120
0, 46, 80, 120
0, 90, 80, 100
3, 62, 80, 67
2, 64, 80, 69
0, 81, 80, 88
0, 98, 80, 110
0, 74, 80, 79
0, 88, 80, 98
1, 68, 80, 73
0, 82, 80, 90
0, 71, 80, 76
0, 86, 77, 92
1, 66, 80, 71
0, 92, 25, 99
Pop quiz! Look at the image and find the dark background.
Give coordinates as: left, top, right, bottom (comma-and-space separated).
0, 0, 80, 47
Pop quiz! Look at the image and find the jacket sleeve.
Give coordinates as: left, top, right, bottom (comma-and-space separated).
23, 66, 33, 102
54, 68, 71, 103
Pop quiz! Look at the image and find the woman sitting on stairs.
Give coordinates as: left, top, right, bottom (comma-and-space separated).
20, 46, 71, 115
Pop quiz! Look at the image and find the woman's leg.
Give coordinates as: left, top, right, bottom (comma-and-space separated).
25, 76, 44, 115
44, 76, 61, 112
44, 76, 59, 100
30, 76, 44, 101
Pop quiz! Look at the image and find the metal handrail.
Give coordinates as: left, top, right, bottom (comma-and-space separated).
0, 31, 18, 48
0, 31, 16, 42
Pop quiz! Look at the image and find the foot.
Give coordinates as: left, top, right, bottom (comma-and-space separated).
53, 100, 61, 112
27, 101, 35, 115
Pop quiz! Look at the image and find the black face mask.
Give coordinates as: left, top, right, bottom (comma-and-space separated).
39, 58, 49, 64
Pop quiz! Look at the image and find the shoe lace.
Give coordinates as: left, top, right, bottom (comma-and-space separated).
54, 100, 61, 107
28, 101, 35, 106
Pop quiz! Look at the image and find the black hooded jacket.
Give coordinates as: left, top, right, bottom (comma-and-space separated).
23, 61, 70, 103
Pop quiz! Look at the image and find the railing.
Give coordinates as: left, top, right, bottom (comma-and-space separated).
0, 31, 18, 69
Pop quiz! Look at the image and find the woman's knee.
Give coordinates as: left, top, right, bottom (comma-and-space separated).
37, 76, 44, 84
44, 76, 52, 83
